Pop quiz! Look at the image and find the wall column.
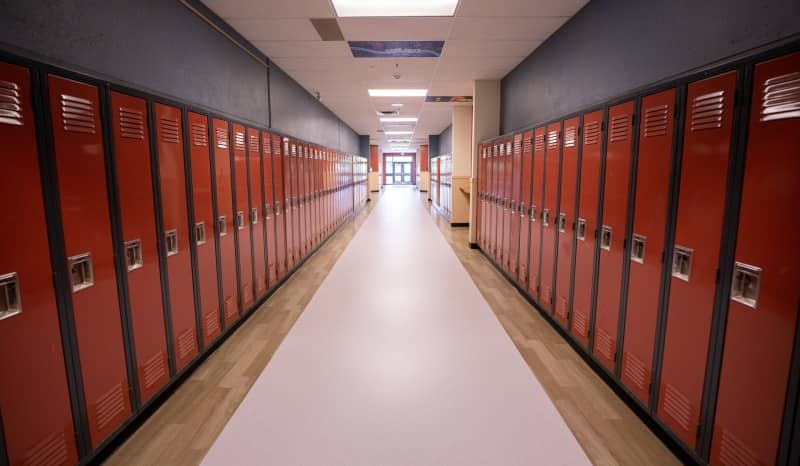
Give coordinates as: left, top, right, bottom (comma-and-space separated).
368, 145, 380, 197
469, 80, 500, 243
417, 144, 429, 192
451, 105, 473, 225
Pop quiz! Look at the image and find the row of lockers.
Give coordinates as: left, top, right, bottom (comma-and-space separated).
431, 155, 452, 216
0, 57, 367, 466
477, 50, 799, 465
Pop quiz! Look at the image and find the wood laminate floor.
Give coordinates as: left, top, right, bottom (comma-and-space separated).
104, 187, 678, 466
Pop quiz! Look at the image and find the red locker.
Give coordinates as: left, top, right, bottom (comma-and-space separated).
592, 101, 636, 371
304, 146, 312, 252
187, 112, 221, 346
527, 128, 546, 299
620, 89, 676, 404
509, 134, 523, 278
0, 63, 79, 465
111, 92, 169, 402
313, 148, 321, 246
554, 117, 581, 327
518, 131, 534, 286
48, 74, 132, 446
247, 128, 267, 299
155, 104, 197, 370
658, 71, 737, 448
571, 110, 604, 347
211, 118, 239, 327
540, 122, 562, 312
501, 139, 513, 271
476, 145, 483, 247
289, 140, 300, 266
273, 134, 287, 278
489, 144, 499, 260
261, 132, 278, 286
283, 138, 295, 269
232, 124, 253, 310
711, 52, 800, 466
296, 143, 306, 259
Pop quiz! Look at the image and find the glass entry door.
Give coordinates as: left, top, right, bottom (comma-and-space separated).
385, 155, 414, 185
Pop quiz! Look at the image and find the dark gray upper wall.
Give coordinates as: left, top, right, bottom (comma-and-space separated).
438, 125, 452, 156
0, 0, 361, 152
501, 0, 800, 133
429, 135, 440, 158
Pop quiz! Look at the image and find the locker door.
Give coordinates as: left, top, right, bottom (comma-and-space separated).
494, 145, 503, 261
509, 134, 523, 278
540, 122, 562, 313
305, 147, 313, 251
711, 52, 800, 466
476, 145, 483, 247
518, 131, 534, 286
489, 145, 498, 260
111, 92, 169, 402
296, 144, 306, 258
291, 141, 300, 264
272, 134, 287, 279
555, 117, 581, 328
310, 148, 317, 248
211, 118, 238, 327
48, 74, 132, 446
571, 110, 604, 348
187, 112, 221, 346
620, 89, 676, 404
247, 128, 267, 299
0, 63, 78, 465
528, 128, 546, 299
658, 71, 737, 448
283, 138, 295, 269
155, 104, 197, 371
232, 125, 253, 310
502, 140, 513, 271
261, 132, 277, 286
593, 101, 636, 371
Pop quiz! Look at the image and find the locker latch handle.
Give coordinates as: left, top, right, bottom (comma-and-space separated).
631, 234, 646, 264
557, 213, 567, 233
218, 216, 228, 236
195, 222, 207, 245
236, 211, 245, 229
577, 218, 587, 241
0, 272, 22, 320
519, 202, 526, 217
672, 245, 693, 282
165, 230, 179, 256
68, 253, 94, 292
510, 200, 517, 213
124, 239, 143, 271
251, 207, 259, 224
600, 225, 612, 251
731, 262, 761, 309
530, 205, 537, 221
542, 209, 551, 227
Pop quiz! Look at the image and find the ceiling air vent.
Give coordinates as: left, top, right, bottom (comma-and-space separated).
377, 110, 399, 117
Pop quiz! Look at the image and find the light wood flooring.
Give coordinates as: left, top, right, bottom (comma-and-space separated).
104, 188, 678, 466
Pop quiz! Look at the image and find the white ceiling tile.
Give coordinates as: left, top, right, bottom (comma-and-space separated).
441, 40, 540, 58
227, 19, 321, 41
253, 41, 351, 58
456, 0, 590, 18
449, 16, 569, 41
203, 0, 336, 19
338, 18, 453, 41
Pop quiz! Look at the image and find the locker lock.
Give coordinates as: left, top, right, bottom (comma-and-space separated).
218, 216, 228, 236
731, 262, 761, 309
519, 202, 526, 217
631, 234, 646, 264
600, 225, 612, 251
264, 203, 272, 219
557, 213, 567, 233
530, 205, 537, 221
0, 272, 22, 320
124, 239, 143, 271
672, 246, 693, 282
68, 253, 94, 293
251, 208, 259, 224
542, 209, 551, 226
195, 222, 207, 245
236, 211, 245, 229
576, 219, 587, 241
165, 230, 179, 256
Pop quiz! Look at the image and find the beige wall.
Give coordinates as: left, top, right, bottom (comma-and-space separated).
469, 80, 501, 241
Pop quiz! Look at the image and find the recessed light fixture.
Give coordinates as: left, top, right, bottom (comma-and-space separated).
380, 117, 418, 123
385, 131, 414, 135
388, 139, 411, 143
332, 0, 458, 17
391, 103, 403, 107
368, 89, 428, 97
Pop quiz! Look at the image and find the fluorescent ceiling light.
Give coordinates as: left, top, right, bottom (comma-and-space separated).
380, 117, 418, 123
332, 0, 458, 17
391, 103, 404, 107
385, 131, 414, 135
369, 89, 427, 97
388, 139, 410, 143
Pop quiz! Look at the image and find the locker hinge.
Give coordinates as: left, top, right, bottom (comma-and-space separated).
648, 382, 653, 397
537, 285, 541, 293
623, 238, 628, 250
614, 351, 618, 363
715, 268, 721, 284
696, 423, 702, 440
578, 126, 582, 136
631, 113, 637, 126
600, 121, 605, 132
674, 105, 679, 118
661, 250, 665, 264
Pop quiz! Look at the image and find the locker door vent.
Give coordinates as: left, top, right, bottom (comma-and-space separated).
234, 131, 245, 151
249, 134, 259, 151
622, 351, 648, 390
584, 121, 600, 145
224, 296, 236, 319
573, 309, 588, 337
191, 123, 208, 147
600, 225, 612, 251
204, 310, 220, 337
719, 427, 760, 466
523, 136, 532, 153
761, 72, 800, 121
730, 262, 761, 309
95, 383, 126, 431
514, 134, 522, 154
506, 142, 512, 154
564, 126, 577, 148
119, 107, 144, 140
662, 383, 692, 432
195, 222, 207, 245
68, 253, 94, 292
177, 327, 196, 361
595, 327, 614, 360
142, 351, 167, 389
547, 130, 559, 149
263, 137, 271, 155
22, 430, 68, 466
165, 230, 178, 256
61, 94, 96, 134
672, 246, 693, 281
159, 117, 180, 144
631, 234, 646, 264
644, 105, 669, 137
215, 128, 228, 149
690, 90, 725, 131
534, 134, 545, 152
609, 114, 630, 142
124, 239, 143, 271
0, 272, 21, 320
577, 218, 587, 241
0, 79, 23, 126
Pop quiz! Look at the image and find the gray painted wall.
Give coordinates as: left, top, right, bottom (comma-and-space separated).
501, 0, 800, 132
358, 136, 370, 158
429, 135, 440, 158
0, 0, 360, 152
437, 125, 452, 156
